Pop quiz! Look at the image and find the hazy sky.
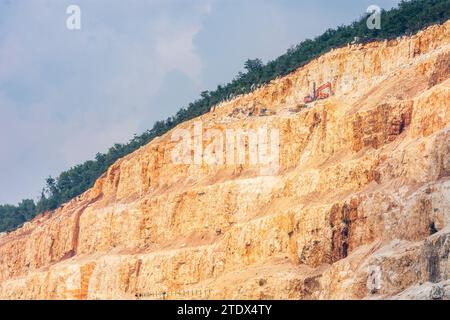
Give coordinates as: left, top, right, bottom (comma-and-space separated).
0, 0, 400, 204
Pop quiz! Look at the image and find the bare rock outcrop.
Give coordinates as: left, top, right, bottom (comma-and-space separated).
0, 20, 449, 300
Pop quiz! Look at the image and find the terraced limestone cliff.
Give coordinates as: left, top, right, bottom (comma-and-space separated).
1, 20, 450, 300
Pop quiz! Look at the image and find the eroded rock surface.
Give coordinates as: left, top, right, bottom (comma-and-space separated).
0, 21, 449, 300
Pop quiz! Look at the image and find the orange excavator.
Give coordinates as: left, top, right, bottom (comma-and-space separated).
304, 82, 333, 104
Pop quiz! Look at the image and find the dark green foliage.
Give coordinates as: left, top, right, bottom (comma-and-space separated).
0, 200, 36, 232
1, 0, 449, 233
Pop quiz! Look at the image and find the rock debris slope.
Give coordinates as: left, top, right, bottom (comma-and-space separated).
0, 21, 449, 300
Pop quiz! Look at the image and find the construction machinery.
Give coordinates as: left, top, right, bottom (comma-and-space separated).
304, 81, 333, 103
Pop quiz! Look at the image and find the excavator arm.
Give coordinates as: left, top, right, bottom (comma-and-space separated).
316, 82, 332, 100
303, 81, 333, 104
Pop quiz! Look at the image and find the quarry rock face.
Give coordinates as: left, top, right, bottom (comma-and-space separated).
0, 21, 449, 300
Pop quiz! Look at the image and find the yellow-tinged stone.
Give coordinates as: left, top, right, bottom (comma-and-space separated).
0, 21, 449, 300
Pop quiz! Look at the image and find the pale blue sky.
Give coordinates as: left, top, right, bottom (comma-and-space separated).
0, 0, 400, 204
